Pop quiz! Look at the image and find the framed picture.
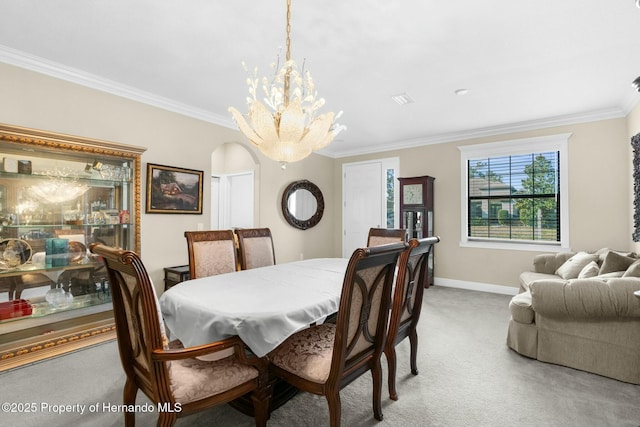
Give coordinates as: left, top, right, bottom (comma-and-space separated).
146, 163, 203, 214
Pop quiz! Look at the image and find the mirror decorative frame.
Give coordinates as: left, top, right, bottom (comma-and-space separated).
633, 132, 640, 242
281, 180, 324, 230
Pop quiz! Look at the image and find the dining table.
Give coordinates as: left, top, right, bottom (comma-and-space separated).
159, 257, 349, 358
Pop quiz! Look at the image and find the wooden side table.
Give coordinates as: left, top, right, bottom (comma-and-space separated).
164, 265, 190, 291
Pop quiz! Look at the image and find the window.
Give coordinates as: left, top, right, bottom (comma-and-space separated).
386, 168, 396, 227
459, 134, 570, 251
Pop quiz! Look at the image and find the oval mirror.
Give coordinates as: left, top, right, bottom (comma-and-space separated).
281, 180, 324, 230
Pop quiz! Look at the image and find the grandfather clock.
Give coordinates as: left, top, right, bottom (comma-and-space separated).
399, 175, 435, 286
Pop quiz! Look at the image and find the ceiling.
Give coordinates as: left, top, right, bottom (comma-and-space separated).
1, 0, 639, 158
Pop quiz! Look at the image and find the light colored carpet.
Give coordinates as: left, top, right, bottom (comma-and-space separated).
2, 286, 640, 427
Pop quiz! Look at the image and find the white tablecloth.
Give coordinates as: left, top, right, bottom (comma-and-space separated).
159, 258, 348, 357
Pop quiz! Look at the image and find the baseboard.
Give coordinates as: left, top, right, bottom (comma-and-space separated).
434, 277, 518, 296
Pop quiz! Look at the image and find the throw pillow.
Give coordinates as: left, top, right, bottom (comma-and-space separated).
578, 261, 600, 279
555, 252, 599, 279
596, 248, 637, 265
623, 259, 640, 278
599, 251, 636, 274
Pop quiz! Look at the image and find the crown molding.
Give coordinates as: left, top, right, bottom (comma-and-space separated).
324, 106, 628, 159
621, 91, 640, 116
0, 44, 236, 129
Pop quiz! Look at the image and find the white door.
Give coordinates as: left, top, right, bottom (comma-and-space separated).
228, 172, 254, 228
211, 176, 221, 228
342, 158, 399, 257
212, 171, 254, 229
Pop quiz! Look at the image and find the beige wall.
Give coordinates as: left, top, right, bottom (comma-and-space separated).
333, 118, 633, 291
0, 63, 335, 293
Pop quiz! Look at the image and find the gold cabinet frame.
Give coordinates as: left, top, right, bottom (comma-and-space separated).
0, 123, 146, 371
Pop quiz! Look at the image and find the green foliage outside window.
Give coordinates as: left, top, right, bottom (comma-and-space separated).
468, 151, 559, 242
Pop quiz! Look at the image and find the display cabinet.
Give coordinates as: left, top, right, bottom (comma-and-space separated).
399, 175, 435, 287
0, 123, 145, 370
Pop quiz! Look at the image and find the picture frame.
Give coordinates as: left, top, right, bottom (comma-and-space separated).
146, 163, 203, 214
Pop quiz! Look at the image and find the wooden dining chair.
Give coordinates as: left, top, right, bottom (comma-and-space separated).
384, 236, 440, 401
269, 241, 409, 427
184, 230, 238, 279
89, 243, 270, 427
235, 228, 276, 270
366, 227, 406, 247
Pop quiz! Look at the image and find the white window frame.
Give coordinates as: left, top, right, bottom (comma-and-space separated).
458, 133, 571, 252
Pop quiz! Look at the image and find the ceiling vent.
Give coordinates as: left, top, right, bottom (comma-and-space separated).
391, 93, 415, 105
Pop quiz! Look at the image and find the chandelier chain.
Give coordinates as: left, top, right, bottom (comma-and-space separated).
284, 0, 292, 107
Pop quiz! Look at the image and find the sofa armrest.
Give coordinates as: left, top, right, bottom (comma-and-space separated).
509, 291, 534, 324
530, 278, 640, 319
532, 252, 574, 274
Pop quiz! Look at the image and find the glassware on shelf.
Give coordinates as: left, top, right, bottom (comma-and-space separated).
45, 286, 65, 308
45, 281, 74, 309
89, 211, 105, 224
63, 209, 85, 225
62, 289, 74, 308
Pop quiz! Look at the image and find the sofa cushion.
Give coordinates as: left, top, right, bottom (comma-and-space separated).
533, 252, 575, 274
600, 251, 637, 274
595, 248, 636, 265
555, 252, 599, 279
531, 278, 640, 319
578, 261, 600, 279
509, 292, 534, 324
623, 259, 640, 278
595, 271, 625, 279
519, 272, 561, 293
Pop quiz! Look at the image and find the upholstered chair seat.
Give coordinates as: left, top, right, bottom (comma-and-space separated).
167, 341, 260, 404
270, 323, 335, 383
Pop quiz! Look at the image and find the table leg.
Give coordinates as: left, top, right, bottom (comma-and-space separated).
228, 374, 298, 417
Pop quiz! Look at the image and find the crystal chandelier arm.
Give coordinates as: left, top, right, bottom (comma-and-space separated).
228, 106, 264, 145
299, 113, 335, 150
279, 99, 306, 143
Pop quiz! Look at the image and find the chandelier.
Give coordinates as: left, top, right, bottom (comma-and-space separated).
228, 0, 345, 168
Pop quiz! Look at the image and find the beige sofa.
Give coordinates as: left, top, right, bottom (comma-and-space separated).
507, 249, 640, 384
